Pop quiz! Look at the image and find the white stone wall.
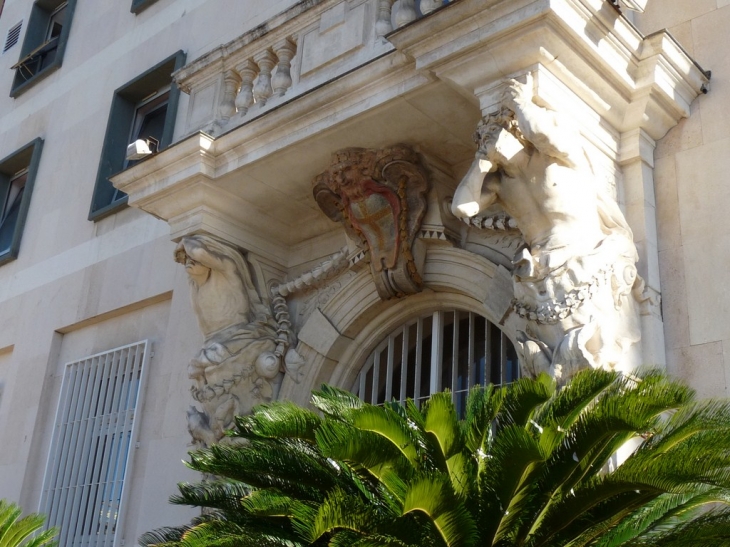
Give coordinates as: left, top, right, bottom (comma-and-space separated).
0, 0, 301, 537
0, 0, 725, 540
636, 2, 730, 398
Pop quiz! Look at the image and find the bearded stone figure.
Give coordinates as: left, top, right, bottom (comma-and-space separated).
175, 234, 283, 447
452, 74, 642, 380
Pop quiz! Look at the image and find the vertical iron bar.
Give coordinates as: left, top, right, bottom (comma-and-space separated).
400, 324, 409, 403
430, 311, 443, 395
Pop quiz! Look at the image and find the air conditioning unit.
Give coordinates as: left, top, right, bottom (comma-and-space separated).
125, 137, 159, 161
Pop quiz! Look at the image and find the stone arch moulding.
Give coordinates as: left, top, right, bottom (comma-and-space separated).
278, 246, 518, 406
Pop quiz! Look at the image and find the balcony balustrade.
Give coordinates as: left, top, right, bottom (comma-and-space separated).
174, 0, 456, 137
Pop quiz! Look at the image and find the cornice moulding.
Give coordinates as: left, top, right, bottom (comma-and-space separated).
113, 0, 708, 264
388, 0, 708, 139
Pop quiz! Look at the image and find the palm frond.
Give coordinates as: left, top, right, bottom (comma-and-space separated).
0, 500, 57, 547
495, 374, 553, 430
338, 404, 423, 469
311, 385, 363, 419
144, 371, 730, 547
170, 480, 249, 511
533, 367, 616, 429
139, 526, 190, 547
294, 487, 381, 544
590, 487, 730, 547
631, 508, 730, 546
401, 474, 477, 547
463, 384, 500, 453
186, 440, 341, 501
480, 424, 545, 545
315, 420, 414, 496
422, 392, 463, 462
234, 402, 321, 443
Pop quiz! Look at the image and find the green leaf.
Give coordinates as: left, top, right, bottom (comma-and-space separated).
235, 401, 321, 443
401, 475, 477, 547
312, 385, 364, 419
0, 500, 57, 547
423, 392, 462, 461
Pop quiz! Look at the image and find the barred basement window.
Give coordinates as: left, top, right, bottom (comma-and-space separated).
40, 341, 151, 547
353, 310, 518, 412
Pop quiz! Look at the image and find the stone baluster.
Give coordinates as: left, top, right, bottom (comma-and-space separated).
253, 50, 277, 106
235, 60, 258, 115
219, 70, 240, 122
420, 0, 442, 15
271, 38, 296, 98
394, 0, 417, 28
376, 0, 395, 38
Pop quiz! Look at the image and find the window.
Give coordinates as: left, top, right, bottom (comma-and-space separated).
352, 310, 518, 413
40, 341, 150, 547
130, 0, 160, 15
89, 50, 185, 221
10, 0, 77, 97
0, 138, 43, 266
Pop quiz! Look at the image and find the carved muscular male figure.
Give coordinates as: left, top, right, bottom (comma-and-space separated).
452, 75, 640, 378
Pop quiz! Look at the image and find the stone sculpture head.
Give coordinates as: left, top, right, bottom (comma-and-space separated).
174, 233, 272, 324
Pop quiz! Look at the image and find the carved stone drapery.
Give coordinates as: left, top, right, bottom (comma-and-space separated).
175, 235, 300, 447
313, 145, 429, 299
452, 74, 642, 381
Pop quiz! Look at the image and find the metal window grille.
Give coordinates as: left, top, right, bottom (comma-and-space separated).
40, 341, 150, 547
353, 311, 518, 413
3, 21, 21, 53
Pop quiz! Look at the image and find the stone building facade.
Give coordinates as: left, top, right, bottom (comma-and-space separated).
0, 0, 724, 544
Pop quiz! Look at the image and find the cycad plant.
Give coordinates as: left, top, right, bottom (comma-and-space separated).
141, 368, 730, 546
0, 499, 57, 547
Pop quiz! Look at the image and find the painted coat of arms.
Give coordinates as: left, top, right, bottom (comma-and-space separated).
313, 144, 429, 299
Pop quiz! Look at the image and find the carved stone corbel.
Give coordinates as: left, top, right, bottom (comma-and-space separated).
174, 234, 303, 447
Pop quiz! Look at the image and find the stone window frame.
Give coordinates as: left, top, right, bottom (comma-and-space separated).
0, 138, 43, 267
88, 50, 185, 221
130, 0, 160, 15
9, 0, 77, 98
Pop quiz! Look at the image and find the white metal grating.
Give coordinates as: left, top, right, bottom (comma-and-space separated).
353, 310, 518, 412
3, 21, 21, 53
40, 341, 150, 547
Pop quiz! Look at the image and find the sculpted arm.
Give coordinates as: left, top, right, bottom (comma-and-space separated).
504, 75, 584, 169
175, 235, 234, 273
452, 153, 499, 218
